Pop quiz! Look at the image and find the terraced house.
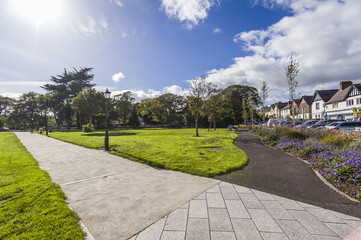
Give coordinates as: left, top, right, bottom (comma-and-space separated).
311, 89, 338, 120
267, 81, 361, 120
324, 81, 361, 120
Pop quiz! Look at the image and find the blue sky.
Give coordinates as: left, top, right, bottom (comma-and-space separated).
1, 0, 361, 104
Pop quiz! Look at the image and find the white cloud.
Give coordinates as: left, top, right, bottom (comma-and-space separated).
110, 85, 190, 102
162, 85, 189, 96
112, 72, 125, 82
77, 16, 108, 36
110, 0, 123, 7
160, 0, 217, 29
206, 0, 361, 105
212, 28, 222, 34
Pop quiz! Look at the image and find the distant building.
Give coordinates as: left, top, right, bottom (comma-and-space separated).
297, 95, 313, 119
324, 81, 361, 120
311, 89, 338, 119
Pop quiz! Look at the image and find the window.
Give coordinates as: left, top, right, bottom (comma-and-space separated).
346, 99, 354, 106
333, 103, 338, 108
315, 102, 320, 110
357, 98, 361, 105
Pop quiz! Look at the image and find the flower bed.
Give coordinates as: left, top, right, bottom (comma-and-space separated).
275, 141, 361, 200
250, 126, 361, 201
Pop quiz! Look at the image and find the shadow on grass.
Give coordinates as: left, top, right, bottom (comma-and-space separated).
82, 132, 137, 137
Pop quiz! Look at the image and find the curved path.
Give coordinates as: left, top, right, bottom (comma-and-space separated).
215, 130, 361, 218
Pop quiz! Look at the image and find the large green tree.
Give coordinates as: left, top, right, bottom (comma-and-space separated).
42, 68, 95, 129
8, 92, 39, 130
221, 85, 260, 124
71, 88, 105, 126
115, 91, 135, 126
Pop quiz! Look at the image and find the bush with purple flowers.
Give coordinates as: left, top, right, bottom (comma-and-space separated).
250, 127, 361, 200
275, 141, 361, 200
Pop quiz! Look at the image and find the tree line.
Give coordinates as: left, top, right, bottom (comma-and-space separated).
0, 68, 271, 132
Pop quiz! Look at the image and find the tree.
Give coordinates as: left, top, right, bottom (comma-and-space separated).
115, 91, 135, 126
187, 76, 217, 137
247, 95, 254, 128
137, 94, 186, 126
42, 68, 95, 129
0, 96, 14, 116
242, 98, 247, 123
138, 98, 154, 125
204, 90, 223, 131
71, 88, 105, 126
285, 55, 300, 101
221, 85, 261, 124
8, 92, 39, 130
260, 81, 270, 122
0, 96, 14, 128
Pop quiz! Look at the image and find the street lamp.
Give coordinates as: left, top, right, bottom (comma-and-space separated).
104, 88, 111, 151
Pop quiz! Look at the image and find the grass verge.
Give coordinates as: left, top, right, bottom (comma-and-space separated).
0, 132, 84, 240
48, 128, 248, 177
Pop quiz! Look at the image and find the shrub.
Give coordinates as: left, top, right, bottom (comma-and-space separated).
82, 123, 94, 132
321, 134, 352, 148
283, 129, 307, 140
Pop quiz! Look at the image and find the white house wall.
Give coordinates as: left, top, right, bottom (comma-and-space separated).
312, 99, 325, 119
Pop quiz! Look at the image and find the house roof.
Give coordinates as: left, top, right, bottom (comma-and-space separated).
301, 95, 313, 106
326, 85, 353, 104
292, 99, 301, 106
313, 89, 338, 102
354, 83, 361, 92
276, 102, 288, 110
281, 101, 293, 110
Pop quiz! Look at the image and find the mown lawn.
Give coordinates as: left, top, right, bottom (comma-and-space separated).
0, 132, 84, 240
49, 128, 248, 177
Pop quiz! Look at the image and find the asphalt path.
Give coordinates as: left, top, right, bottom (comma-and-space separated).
215, 130, 361, 218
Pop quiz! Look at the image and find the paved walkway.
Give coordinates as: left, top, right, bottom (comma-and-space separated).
14, 132, 361, 240
14, 132, 218, 240
215, 130, 361, 219
132, 182, 361, 240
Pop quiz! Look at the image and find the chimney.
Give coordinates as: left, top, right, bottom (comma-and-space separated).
340, 81, 352, 90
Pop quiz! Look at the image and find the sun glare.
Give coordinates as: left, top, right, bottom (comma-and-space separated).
11, 0, 63, 26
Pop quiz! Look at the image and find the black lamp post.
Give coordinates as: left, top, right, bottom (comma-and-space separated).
104, 88, 111, 151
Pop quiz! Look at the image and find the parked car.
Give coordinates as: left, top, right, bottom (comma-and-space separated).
330, 121, 361, 131
296, 120, 319, 129
355, 127, 361, 132
309, 120, 338, 129
322, 122, 343, 130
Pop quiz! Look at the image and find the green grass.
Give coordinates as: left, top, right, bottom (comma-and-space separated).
0, 132, 84, 240
48, 128, 248, 177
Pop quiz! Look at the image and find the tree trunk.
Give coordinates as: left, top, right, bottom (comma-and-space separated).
213, 121, 216, 130
195, 113, 199, 137
76, 112, 81, 129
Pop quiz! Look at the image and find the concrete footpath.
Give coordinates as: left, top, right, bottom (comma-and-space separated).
14, 132, 361, 240
14, 132, 218, 240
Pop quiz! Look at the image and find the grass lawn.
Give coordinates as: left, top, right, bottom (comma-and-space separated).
48, 128, 248, 177
0, 132, 84, 240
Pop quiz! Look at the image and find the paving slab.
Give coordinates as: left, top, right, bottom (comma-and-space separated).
14, 132, 218, 240
134, 183, 361, 240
